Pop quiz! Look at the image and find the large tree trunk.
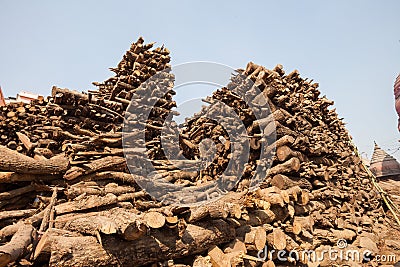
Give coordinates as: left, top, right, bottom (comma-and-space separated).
0, 145, 68, 174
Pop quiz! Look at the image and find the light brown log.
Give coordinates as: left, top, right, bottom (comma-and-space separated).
55, 208, 147, 241
16, 132, 33, 151
143, 211, 165, 229
276, 145, 308, 162
0, 145, 69, 174
54, 193, 118, 215
63, 156, 125, 180
272, 228, 286, 250
0, 209, 37, 221
267, 157, 300, 177
56, 219, 235, 266
188, 191, 244, 222
0, 172, 59, 183
243, 226, 266, 251
270, 174, 312, 191
39, 187, 58, 233
208, 245, 229, 267
0, 223, 34, 267
66, 182, 136, 199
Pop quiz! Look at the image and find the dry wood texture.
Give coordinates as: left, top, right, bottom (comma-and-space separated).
0, 38, 395, 267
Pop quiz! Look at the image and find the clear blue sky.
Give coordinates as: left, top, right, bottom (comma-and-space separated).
1, 0, 399, 160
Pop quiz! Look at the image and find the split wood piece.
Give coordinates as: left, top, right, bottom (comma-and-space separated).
38, 187, 58, 233
267, 157, 300, 177
0, 223, 35, 267
237, 226, 266, 251
207, 245, 230, 267
226, 247, 247, 266
276, 145, 308, 162
267, 228, 286, 250
265, 135, 295, 156
54, 193, 118, 215
0, 145, 69, 174
293, 216, 314, 234
16, 132, 34, 152
63, 156, 126, 180
270, 174, 312, 191
224, 238, 247, 256
255, 187, 286, 207
187, 191, 245, 223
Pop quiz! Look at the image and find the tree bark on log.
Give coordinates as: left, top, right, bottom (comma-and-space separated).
0, 223, 35, 267
40, 219, 235, 266
0, 145, 69, 174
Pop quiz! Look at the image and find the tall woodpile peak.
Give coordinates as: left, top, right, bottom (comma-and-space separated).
0, 38, 398, 267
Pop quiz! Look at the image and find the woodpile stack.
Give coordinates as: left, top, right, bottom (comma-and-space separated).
0, 38, 396, 267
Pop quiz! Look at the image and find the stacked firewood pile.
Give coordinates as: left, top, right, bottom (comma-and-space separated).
0, 38, 396, 267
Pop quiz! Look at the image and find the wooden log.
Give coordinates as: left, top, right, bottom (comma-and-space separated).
66, 182, 136, 199
187, 191, 244, 222
0, 209, 37, 221
242, 226, 267, 251
143, 211, 165, 229
267, 157, 300, 177
271, 228, 286, 250
16, 132, 34, 151
39, 187, 58, 233
0, 210, 46, 240
255, 187, 285, 207
54, 193, 118, 215
63, 156, 126, 180
208, 245, 229, 267
276, 145, 308, 162
0, 223, 34, 267
55, 208, 148, 241
0, 145, 69, 174
0, 172, 59, 183
48, 219, 235, 266
270, 174, 312, 190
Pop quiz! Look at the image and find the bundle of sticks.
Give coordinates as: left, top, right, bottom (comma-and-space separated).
0, 38, 397, 267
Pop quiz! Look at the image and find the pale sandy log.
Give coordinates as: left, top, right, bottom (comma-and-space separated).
0, 145, 68, 174
143, 211, 165, 229
0, 223, 34, 267
267, 157, 300, 177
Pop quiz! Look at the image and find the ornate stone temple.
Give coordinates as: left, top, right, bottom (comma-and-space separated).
370, 142, 400, 179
